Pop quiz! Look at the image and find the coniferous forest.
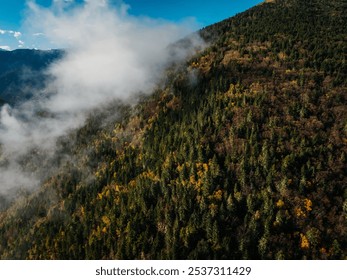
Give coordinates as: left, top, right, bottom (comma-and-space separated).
0, 0, 346, 259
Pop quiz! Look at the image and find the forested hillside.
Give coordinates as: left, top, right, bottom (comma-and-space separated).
0, 0, 346, 259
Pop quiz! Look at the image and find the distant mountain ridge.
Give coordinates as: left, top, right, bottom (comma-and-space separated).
0, 49, 63, 105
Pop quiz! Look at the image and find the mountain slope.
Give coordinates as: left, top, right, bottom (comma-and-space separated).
0, 0, 346, 259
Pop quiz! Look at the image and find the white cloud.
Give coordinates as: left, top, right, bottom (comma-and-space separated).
0, 45, 11, 50
0, 28, 24, 49
14, 31, 22, 38
18, 40, 25, 48
84, 0, 107, 6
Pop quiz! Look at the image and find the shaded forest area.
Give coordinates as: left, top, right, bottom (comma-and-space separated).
0, 0, 346, 259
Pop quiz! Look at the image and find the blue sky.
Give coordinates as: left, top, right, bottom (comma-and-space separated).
0, 0, 263, 50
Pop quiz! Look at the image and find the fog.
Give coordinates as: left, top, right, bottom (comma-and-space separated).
0, 0, 204, 199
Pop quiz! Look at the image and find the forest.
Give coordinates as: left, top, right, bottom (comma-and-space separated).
0, 0, 346, 259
